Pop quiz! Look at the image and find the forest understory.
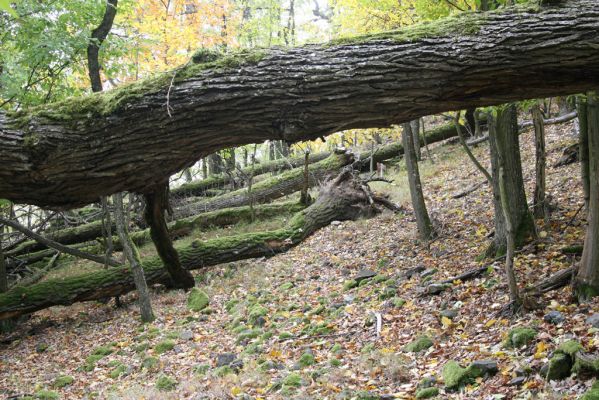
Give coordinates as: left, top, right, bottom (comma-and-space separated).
1, 120, 597, 400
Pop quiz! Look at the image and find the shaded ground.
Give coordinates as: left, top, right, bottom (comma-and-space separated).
1, 120, 598, 400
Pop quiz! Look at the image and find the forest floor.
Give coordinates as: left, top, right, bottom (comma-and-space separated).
1, 119, 598, 400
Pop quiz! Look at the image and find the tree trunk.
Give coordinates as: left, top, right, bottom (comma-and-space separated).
579, 97, 590, 210
487, 105, 535, 256
207, 153, 224, 176
575, 91, 599, 301
0, 171, 390, 320
2, 0, 599, 208
465, 108, 477, 136
113, 193, 155, 322
532, 105, 547, 220
402, 123, 433, 241
410, 119, 422, 161
86, 0, 118, 92
144, 183, 195, 289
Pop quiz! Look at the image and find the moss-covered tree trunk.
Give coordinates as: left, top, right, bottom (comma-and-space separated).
575, 91, 599, 301
144, 183, 195, 289
487, 105, 535, 256
2, 0, 599, 209
0, 171, 389, 320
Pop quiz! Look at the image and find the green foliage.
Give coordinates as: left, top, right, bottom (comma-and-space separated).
142, 356, 160, 371
298, 352, 316, 367
416, 387, 439, 399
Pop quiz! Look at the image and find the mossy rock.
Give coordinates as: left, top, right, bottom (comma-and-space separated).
187, 288, 210, 312
298, 352, 316, 368
91, 345, 114, 356
557, 340, 583, 356
392, 297, 406, 308
279, 282, 295, 290
543, 352, 572, 380
236, 328, 262, 343
443, 361, 470, 389
82, 354, 105, 371
52, 375, 74, 388
154, 339, 175, 354
404, 335, 434, 353
378, 286, 397, 300
224, 299, 240, 313
504, 327, 537, 348
343, 280, 358, 291
248, 304, 268, 324
416, 387, 439, 399
33, 390, 59, 400
329, 358, 342, 367
279, 332, 294, 340
155, 374, 177, 391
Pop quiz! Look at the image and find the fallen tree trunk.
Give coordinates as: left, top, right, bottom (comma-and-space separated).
2, 0, 598, 209
10, 202, 306, 263
0, 170, 393, 320
176, 123, 462, 218
171, 152, 330, 198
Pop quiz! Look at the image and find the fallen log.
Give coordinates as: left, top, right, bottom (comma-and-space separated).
171, 152, 330, 198
0, 170, 394, 320
466, 111, 579, 146
2, 0, 599, 208
176, 123, 462, 218
9, 202, 306, 262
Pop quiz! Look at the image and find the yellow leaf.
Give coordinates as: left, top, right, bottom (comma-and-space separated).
231, 386, 242, 396
485, 319, 496, 328
441, 316, 453, 328
534, 342, 547, 359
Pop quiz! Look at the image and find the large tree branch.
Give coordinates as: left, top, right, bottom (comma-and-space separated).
2, 0, 599, 209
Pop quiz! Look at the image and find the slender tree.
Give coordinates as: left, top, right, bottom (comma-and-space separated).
532, 105, 547, 220
113, 193, 155, 322
578, 96, 590, 210
402, 122, 434, 241
410, 119, 422, 161
576, 91, 599, 301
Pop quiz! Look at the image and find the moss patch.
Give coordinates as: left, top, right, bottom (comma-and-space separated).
404, 335, 434, 353
416, 387, 439, 399
155, 374, 177, 391
442, 360, 470, 389
504, 327, 537, 348
187, 288, 209, 312
154, 339, 175, 354
52, 375, 74, 388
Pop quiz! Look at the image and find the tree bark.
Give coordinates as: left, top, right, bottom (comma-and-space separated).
487, 105, 535, 256
402, 123, 433, 241
87, 0, 118, 93
576, 91, 599, 301
579, 97, 590, 210
532, 105, 547, 220
144, 183, 195, 289
0, 171, 390, 320
410, 119, 422, 161
2, 0, 599, 208
113, 193, 155, 322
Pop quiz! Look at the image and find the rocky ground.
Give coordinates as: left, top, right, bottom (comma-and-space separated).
1, 118, 598, 400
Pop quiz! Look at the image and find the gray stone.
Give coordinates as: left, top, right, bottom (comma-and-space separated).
402, 265, 426, 279
544, 310, 565, 325
440, 309, 458, 319
216, 353, 237, 368
426, 283, 448, 295
254, 316, 267, 327
354, 269, 377, 283
508, 376, 526, 386
180, 330, 194, 341
468, 360, 498, 377
586, 313, 599, 328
